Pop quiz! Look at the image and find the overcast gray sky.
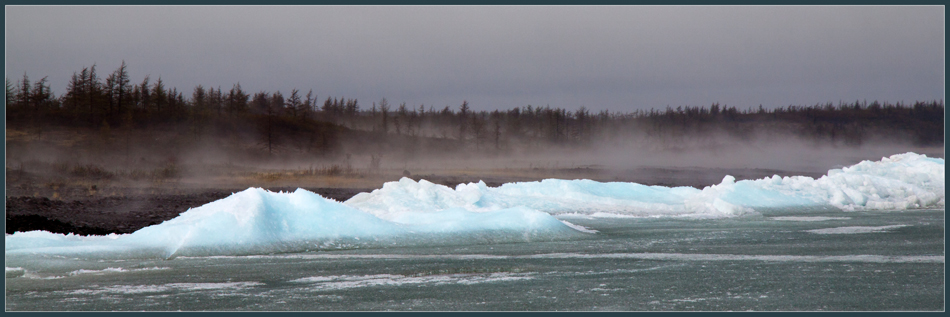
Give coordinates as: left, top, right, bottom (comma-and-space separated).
5, 5, 945, 112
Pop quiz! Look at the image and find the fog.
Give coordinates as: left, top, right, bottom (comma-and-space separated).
7, 120, 942, 197
385, 131, 942, 175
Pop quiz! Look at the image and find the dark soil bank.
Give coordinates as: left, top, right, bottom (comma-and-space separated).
6, 187, 370, 235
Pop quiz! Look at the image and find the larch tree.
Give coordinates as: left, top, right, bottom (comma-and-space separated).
378, 98, 389, 135
458, 101, 469, 142
286, 88, 301, 119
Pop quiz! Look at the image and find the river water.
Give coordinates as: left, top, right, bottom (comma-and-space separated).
6, 208, 943, 311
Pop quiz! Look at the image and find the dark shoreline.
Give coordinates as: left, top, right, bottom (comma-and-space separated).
5, 187, 371, 236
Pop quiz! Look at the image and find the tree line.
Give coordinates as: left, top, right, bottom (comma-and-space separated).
6, 62, 944, 159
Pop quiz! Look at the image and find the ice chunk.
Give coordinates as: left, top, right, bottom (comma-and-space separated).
347, 153, 943, 218
5, 152, 942, 259
5, 188, 587, 259
735, 152, 944, 211
347, 178, 710, 218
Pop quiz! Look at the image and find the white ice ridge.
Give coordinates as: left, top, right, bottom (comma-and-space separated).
4, 152, 942, 259
5, 188, 588, 259
347, 152, 944, 217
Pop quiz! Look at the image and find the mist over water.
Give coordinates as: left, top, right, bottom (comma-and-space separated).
6, 126, 945, 311
3, 5, 944, 309
6, 152, 943, 259
7, 123, 942, 188
378, 134, 944, 181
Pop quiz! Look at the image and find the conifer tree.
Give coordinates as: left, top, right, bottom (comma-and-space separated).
301, 89, 314, 120
5, 78, 14, 108
226, 83, 249, 117
286, 88, 301, 118
458, 101, 469, 142
17, 73, 30, 109
152, 77, 167, 121
379, 98, 389, 134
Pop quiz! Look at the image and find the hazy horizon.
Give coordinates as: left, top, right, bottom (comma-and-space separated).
5, 5, 945, 113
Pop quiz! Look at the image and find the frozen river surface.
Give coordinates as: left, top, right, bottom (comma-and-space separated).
5, 209, 944, 311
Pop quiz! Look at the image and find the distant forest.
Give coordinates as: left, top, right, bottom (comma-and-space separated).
6, 62, 945, 160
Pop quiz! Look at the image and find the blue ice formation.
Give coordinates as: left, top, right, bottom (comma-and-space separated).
6, 188, 585, 258
348, 152, 944, 217
4, 152, 943, 259
714, 152, 943, 212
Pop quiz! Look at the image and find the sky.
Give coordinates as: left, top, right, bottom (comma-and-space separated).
5, 5, 945, 113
